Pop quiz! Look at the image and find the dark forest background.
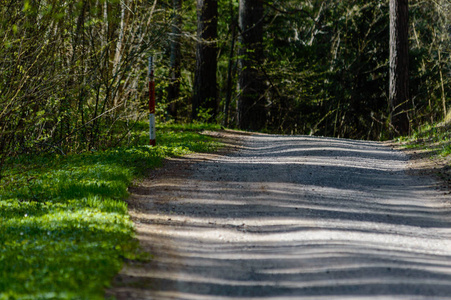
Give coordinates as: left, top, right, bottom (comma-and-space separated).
1, 0, 450, 162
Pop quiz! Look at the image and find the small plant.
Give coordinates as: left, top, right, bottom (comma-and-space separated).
195, 107, 214, 124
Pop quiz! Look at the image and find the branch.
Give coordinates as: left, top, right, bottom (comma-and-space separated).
258, 0, 312, 18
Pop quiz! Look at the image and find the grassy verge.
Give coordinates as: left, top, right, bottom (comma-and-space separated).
396, 122, 451, 157
0, 122, 221, 300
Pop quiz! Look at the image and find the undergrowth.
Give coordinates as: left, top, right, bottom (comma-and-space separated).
0, 122, 221, 300
396, 122, 451, 157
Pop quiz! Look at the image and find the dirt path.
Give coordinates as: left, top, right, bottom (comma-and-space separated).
107, 132, 451, 300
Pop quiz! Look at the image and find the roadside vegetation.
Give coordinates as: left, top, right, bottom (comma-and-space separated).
0, 123, 221, 300
394, 114, 451, 191
397, 117, 451, 158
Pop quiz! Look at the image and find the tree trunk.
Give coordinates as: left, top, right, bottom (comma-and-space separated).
389, 0, 410, 135
237, 0, 266, 130
223, 2, 237, 128
192, 0, 218, 121
167, 0, 183, 120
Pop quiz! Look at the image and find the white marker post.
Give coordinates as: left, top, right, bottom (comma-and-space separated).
148, 56, 156, 146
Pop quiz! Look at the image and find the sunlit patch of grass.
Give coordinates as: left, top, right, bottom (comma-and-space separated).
396, 122, 451, 157
0, 122, 222, 299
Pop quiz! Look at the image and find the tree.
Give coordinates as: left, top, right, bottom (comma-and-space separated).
0, 0, 166, 162
223, 1, 238, 128
167, 0, 183, 120
237, 0, 266, 130
192, 0, 218, 121
389, 0, 410, 135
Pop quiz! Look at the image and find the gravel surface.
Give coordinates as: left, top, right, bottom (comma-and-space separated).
108, 133, 451, 300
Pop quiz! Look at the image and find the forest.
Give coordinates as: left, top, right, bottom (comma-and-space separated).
1, 0, 451, 163
2, 1, 451, 298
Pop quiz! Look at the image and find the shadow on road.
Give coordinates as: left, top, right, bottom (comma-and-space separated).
108, 135, 451, 300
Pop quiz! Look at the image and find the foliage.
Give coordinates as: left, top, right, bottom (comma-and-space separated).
2, 0, 451, 164
396, 120, 451, 157
156, 0, 451, 140
258, 1, 389, 138
0, 123, 221, 300
0, 0, 169, 169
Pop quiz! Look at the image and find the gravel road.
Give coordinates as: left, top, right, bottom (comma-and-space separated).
108, 133, 451, 300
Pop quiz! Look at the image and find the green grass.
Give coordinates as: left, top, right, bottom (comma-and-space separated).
396, 122, 451, 157
0, 122, 221, 300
